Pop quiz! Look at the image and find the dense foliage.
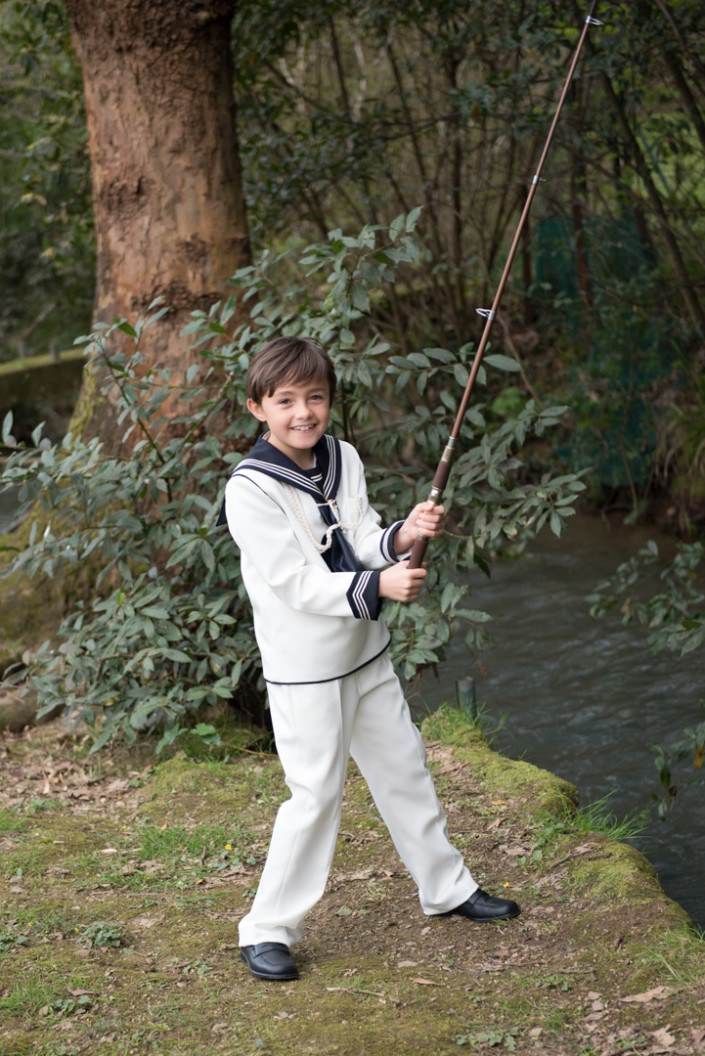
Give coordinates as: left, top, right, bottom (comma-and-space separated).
0, 1, 93, 359
0, 0, 702, 802
230, 0, 705, 519
2, 1, 705, 519
1, 216, 585, 750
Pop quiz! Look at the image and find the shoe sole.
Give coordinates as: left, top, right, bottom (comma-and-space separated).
442, 907, 522, 922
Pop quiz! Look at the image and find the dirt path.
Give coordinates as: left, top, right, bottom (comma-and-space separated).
1, 708, 704, 1056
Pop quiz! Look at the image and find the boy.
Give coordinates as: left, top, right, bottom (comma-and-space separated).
219, 336, 519, 982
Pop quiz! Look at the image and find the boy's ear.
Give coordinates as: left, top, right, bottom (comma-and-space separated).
247, 397, 267, 422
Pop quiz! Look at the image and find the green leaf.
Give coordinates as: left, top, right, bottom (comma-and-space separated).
407, 351, 431, 368
424, 347, 454, 363
350, 283, 369, 312
162, 648, 192, 663
156, 726, 184, 754
453, 363, 469, 387
440, 582, 456, 613
193, 723, 221, 745
405, 206, 423, 232
2, 411, 16, 446
389, 214, 405, 240
484, 353, 521, 373
200, 540, 216, 572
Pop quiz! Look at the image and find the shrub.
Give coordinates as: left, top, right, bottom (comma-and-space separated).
1, 212, 585, 751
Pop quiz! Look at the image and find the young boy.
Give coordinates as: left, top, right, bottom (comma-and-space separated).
219, 336, 520, 982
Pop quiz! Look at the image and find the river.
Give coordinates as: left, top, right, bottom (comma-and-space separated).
416, 513, 704, 929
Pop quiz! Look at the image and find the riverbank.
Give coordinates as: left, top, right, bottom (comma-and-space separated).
417, 511, 705, 929
1, 708, 704, 1056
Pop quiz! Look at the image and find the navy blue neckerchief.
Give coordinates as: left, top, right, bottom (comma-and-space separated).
216, 433, 364, 575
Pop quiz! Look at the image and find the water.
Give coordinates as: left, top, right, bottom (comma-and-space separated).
417, 514, 704, 928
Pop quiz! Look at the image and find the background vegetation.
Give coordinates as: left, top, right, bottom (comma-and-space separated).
1, 216, 585, 748
0, 0, 92, 359
2, 0, 705, 521
0, 0, 703, 779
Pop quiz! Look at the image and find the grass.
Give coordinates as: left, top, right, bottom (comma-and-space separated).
22, 797, 63, 815
572, 792, 647, 841
1, 711, 704, 1056
2, 818, 106, 879
76, 818, 259, 891
135, 820, 255, 865
2, 904, 79, 936
0, 807, 28, 835
0, 974, 92, 1017
637, 925, 705, 986
526, 791, 647, 866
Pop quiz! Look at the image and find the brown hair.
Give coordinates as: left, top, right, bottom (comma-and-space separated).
246, 337, 337, 404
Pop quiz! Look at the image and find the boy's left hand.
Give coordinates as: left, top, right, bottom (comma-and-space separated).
395, 502, 445, 553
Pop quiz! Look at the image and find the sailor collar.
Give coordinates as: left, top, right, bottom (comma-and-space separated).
215, 433, 342, 527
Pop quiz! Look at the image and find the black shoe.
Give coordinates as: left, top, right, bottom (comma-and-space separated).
445, 888, 521, 922
240, 942, 299, 981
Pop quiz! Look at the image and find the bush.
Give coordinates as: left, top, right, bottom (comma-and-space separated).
0, 211, 585, 751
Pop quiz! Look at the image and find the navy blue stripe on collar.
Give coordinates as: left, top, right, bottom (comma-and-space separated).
215, 433, 342, 527
234, 433, 341, 501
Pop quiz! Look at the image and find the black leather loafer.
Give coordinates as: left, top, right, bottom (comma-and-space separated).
240, 942, 299, 981
444, 888, 521, 922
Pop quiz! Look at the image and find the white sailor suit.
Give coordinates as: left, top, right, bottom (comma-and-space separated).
220, 433, 476, 947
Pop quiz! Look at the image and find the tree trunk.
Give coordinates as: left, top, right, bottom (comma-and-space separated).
64, 0, 251, 445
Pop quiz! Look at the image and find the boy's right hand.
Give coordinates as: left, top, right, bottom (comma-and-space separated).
379, 560, 427, 602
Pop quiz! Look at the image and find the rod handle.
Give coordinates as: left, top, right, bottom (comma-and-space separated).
408, 533, 429, 570
407, 443, 455, 570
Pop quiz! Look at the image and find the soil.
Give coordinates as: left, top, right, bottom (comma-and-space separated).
1, 706, 704, 1056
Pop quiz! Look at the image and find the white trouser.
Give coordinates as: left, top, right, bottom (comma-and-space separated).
238, 652, 476, 948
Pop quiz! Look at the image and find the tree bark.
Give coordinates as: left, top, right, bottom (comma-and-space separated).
64, 0, 251, 444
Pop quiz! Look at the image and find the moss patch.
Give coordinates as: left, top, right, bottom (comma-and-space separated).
423, 705, 579, 815
1, 712, 704, 1056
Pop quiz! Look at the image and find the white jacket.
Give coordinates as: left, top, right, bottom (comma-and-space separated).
222, 434, 405, 684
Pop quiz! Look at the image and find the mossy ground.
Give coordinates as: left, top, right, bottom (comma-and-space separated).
1, 706, 704, 1056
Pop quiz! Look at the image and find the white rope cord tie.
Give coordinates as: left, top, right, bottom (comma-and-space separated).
283, 485, 362, 554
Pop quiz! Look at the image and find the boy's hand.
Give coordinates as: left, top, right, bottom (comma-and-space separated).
379, 561, 427, 602
394, 502, 445, 555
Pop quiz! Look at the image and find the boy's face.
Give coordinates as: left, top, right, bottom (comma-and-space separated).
247, 377, 331, 469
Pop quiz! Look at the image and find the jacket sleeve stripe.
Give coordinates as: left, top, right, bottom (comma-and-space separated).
346, 570, 382, 620
380, 520, 406, 563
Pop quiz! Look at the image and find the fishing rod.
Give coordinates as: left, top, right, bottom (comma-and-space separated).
409, 1, 602, 570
